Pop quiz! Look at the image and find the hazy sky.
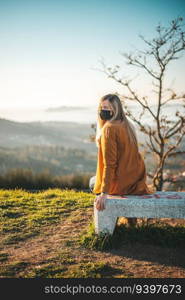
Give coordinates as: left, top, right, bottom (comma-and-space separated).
0, 0, 185, 109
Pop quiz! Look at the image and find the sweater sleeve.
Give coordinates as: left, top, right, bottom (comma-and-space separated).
100, 125, 118, 193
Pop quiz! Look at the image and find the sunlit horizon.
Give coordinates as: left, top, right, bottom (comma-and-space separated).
0, 0, 185, 113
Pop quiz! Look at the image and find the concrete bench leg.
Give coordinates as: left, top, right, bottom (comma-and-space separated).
94, 202, 117, 235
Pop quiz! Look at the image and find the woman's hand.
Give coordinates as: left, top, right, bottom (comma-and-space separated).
95, 193, 107, 211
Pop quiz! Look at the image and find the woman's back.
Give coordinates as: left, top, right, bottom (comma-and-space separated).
113, 121, 147, 192
93, 120, 153, 195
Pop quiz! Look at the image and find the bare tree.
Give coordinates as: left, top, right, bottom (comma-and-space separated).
92, 17, 185, 191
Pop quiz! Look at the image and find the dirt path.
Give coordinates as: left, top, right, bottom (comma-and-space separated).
1, 208, 185, 278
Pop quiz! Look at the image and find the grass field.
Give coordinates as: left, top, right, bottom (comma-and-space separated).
0, 188, 185, 278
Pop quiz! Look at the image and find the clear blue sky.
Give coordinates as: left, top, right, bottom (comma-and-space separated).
0, 0, 185, 108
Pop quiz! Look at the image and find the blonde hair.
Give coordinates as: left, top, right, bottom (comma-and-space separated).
95, 94, 138, 148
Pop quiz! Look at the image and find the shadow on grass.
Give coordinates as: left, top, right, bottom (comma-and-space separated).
79, 222, 185, 269
62, 262, 123, 278
0, 262, 29, 277
80, 222, 185, 250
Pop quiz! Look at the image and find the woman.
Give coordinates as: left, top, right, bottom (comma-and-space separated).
92, 94, 154, 224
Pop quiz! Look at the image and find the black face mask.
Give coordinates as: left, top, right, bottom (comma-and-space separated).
99, 109, 113, 120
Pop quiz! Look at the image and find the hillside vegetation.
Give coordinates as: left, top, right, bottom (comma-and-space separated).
0, 118, 96, 152
0, 145, 97, 176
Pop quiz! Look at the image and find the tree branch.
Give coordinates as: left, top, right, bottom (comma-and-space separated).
148, 126, 160, 155
165, 117, 185, 139
168, 150, 185, 157
123, 53, 159, 79
163, 130, 185, 160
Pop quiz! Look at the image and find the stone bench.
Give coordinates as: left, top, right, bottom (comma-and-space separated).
94, 191, 185, 235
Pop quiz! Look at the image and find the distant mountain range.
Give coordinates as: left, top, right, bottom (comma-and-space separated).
0, 116, 184, 177
0, 117, 147, 177
0, 116, 153, 151
0, 118, 97, 154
